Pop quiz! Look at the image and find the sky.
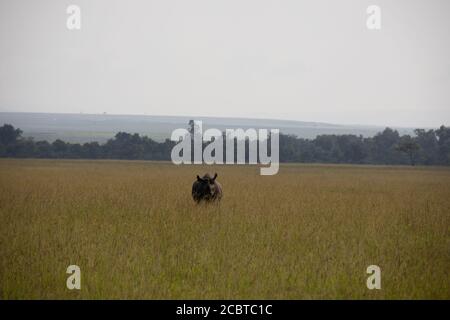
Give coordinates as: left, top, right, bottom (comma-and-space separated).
0, 0, 449, 128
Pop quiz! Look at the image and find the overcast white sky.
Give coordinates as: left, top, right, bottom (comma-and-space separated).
0, 0, 449, 127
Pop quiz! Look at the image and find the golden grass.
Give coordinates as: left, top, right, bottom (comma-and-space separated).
0, 159, 449, 299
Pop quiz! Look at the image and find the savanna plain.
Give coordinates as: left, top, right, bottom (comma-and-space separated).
0, 159, 449, 299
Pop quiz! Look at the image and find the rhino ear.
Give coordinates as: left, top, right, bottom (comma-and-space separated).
213, 173, 217, 180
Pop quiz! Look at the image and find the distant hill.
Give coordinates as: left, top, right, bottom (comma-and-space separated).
0, 112, 416, 143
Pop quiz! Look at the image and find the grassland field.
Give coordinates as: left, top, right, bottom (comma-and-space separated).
0, 159, 449, 299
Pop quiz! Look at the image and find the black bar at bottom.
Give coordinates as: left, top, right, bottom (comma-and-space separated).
0, 300, 447, 318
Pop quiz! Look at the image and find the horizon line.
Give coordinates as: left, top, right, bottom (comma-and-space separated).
0, 110, 442, 130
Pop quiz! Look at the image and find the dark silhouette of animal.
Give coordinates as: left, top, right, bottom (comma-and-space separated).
192, 173, 222, 203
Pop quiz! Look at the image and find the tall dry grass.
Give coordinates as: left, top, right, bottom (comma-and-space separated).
0, 159, 449, 299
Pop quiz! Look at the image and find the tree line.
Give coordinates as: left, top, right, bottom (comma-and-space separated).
1, 123, 450, 166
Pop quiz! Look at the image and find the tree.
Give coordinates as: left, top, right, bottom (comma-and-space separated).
414, 129, 438, 165
52, 139, 68, 156
436, 126, 450, 165
188, 120, 195, 135
0, 124, 22, 146
0, 124, 23, 156
396, 136, 420, 166
1, 122, 450, 166
371, 128, 401, 164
